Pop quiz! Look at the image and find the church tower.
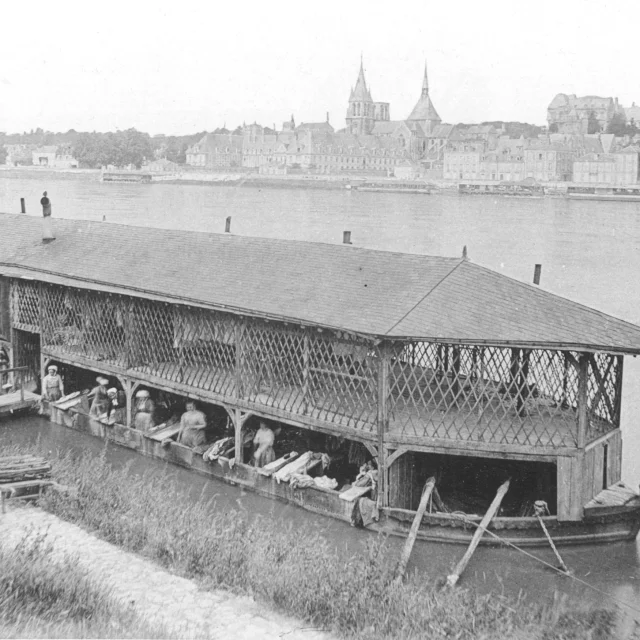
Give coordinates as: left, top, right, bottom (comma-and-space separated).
406, 62, 441, 134
346, 58, 375, 135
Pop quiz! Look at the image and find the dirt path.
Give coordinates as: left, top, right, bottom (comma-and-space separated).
0, 504, 336, 640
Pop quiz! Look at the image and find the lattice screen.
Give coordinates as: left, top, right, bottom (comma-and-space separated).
586, 353, 621, 441
27, 279, 622, 447
41, 285, 127, 367
388, 342, 583, 448
241, 321, 378, 432
10, 280, 40, 332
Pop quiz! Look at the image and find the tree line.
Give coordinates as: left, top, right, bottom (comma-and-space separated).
0, 127, 232, 168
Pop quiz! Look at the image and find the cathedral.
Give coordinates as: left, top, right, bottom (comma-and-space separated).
345, 59, 441, 136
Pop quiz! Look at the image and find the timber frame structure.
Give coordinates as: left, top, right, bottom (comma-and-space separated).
1, 213, 640, 524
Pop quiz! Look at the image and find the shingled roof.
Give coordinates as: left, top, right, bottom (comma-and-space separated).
2, 213, 640, 353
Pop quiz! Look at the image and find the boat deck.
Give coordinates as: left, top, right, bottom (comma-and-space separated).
0, 391, 40, 417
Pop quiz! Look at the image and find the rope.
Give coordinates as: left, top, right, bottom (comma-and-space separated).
448, 512, 640, 618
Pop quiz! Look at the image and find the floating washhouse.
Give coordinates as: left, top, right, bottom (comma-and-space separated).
1, 211, 639, 545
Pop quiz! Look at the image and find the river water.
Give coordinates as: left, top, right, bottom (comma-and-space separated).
1, 169, 640, 620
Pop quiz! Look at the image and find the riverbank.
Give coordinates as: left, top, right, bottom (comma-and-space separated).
0, 441, 623, 639
0, 504, 332, 640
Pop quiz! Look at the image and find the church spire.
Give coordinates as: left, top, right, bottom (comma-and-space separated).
422, 60, 429, 97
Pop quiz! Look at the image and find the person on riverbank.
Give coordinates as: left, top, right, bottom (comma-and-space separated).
42, 365, 64, 402
177, 401, 207, 448
133, 389, 155, 432
253, 421, 276, 468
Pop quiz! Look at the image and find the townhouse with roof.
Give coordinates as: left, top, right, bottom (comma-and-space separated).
547, 94, 626, 134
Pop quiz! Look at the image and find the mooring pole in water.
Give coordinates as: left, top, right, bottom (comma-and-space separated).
20, 198, 26, 213
394, 477, 436, 583
533, 264, 542, 285
534, 500, 569, 573
447, 478, 510, 587
225, 216, 231, 233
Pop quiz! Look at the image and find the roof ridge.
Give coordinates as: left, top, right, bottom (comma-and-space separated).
0, 212, 459, 262
384, 259, 465, 335
463, 260, 640, 332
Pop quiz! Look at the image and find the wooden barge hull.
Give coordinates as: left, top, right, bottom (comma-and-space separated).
49, 403, 640, 548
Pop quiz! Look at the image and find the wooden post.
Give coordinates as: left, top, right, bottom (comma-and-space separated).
234, 408, 243, 464
447, 478, 510, 587
377, 342, 389, 508
577, 353, 589, 449
394, 477, 435, 583
302, 333, 310, 414
234, 319, 244, 400
451, 347, 461, 398
20, 198, 26, 214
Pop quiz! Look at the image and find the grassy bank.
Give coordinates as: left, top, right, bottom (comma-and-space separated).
0, 530, 166, 639
4, 443, 618, 639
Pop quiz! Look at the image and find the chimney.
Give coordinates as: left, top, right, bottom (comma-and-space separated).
462, 245, 468, 261
326, 112, 330, 123
20, 198, 26, 213
533, 264, 542, 285
343, 231, 352, 245
225, 216, 231, 233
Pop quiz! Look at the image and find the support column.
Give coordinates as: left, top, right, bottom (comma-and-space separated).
577, 353, 589, 449
377, 342, 389, 508
125, 380, 142, 428
234, 408, 243, 464
302, 333, 310, 414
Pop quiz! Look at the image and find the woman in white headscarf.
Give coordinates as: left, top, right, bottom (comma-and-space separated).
133, 389, 155, 432
42, 365, 64, 402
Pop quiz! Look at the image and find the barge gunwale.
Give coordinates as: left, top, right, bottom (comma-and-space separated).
47, 401, 640, 547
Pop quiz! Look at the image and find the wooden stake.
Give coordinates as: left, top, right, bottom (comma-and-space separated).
394, 477, 436, 583
534, 501, 569, 573
447, 478, 510, 587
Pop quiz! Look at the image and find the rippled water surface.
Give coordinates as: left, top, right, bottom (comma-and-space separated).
1, 169, 640, 621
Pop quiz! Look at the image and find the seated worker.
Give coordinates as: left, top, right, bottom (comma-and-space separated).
42, 365, 64, 402
176, 401, 207, 448
133, 389, 155, 432
252, 421, 276, 468
89, 376, 110, 417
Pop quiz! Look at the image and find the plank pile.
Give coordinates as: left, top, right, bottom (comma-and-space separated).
0, 455, 52, 484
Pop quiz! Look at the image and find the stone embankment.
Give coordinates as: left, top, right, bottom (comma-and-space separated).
0, 504, 335, 640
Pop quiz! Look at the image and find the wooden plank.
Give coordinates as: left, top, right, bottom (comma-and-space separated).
257, 452, 299, 477
557, 455, 583, 521
383, 435, 570, 462
447, 479, 510, 586
147, 424, 182, 442
395, 477, 436, 582
338, 485, 371, 502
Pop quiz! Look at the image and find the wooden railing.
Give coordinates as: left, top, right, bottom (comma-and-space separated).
0, 366, 29, 403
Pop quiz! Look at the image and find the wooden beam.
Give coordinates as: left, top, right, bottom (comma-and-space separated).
394, 477, 435, 582
447, 479, 510, 586
377, 343, 389, 508
384, 446, 410, 469
577, 354, 589, 449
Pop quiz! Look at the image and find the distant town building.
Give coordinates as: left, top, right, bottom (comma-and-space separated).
185, 134, 243, 167
573, 147, 640, 185
31, 145, 78, 168
547, 94, 624, 134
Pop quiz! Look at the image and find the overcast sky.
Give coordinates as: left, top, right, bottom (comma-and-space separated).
1, 0, 638, 136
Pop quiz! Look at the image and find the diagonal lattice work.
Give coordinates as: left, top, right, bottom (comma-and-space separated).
388, 342, 586, 448
129, 300, 238, 396
10, 280, 40, 332
586, 353, 621, 441
241, 321, 378, 432
41, 285, 128, 367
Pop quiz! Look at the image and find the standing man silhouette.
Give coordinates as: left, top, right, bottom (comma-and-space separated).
40, 191, 51, 215
40, 191, 54, 241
